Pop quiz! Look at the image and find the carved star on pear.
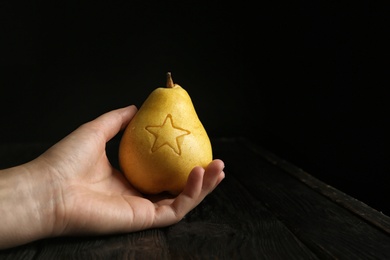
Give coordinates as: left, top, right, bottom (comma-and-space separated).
145, 114, 191, 155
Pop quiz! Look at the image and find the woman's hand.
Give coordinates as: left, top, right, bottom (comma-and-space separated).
0, 105, 225, 249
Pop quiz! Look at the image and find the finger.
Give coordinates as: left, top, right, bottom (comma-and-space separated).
167, 166, 205, 218
86, 105, 138, 142
151, 167, 205, 227
216, 170, 225, 187
183, 159, 224, 198
201, 159, 225, 193
181, 166, 205, 199
152, 160, 225, 228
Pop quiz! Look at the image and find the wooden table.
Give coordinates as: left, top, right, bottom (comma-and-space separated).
1, 137, 390, 259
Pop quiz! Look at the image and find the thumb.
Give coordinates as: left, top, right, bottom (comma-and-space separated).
86, 105, 138, 142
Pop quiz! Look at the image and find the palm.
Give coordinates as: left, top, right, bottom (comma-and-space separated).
0, 106, 224, 250
38, 106, 224, 237
41, 127, 170, 235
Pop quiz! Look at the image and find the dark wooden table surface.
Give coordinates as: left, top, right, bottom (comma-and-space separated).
1, 137, 390, 259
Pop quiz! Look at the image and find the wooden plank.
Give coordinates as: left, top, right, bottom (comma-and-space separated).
1, 140, 320, 259
2, 139, 390, 259
0, 243, 38, 260
165, 172, 319, 259
35, 230, 170, 259
241, 137, 390, 234
1, 166, 319, 259
213, 138, 390, 258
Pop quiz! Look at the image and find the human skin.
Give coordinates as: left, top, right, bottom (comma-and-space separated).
0, 105, 225, 249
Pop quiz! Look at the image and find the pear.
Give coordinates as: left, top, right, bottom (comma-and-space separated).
118, 72, 213, 195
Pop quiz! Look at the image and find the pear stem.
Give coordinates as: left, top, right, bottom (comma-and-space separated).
166, 72, 174, 88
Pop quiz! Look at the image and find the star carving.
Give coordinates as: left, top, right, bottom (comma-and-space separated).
145, 114, 190, 155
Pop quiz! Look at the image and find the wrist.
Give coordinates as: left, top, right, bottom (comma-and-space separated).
0, 160, 57, 249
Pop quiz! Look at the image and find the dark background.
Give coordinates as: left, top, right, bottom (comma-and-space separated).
1, 2, 388, 214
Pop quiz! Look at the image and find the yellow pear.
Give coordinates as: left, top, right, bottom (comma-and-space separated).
118, 72, 213, 195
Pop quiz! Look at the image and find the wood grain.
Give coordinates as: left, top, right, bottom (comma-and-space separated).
1, 138, 390, 259
214, 138, 390, 259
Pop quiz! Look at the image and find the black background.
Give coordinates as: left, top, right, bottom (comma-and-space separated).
1, 1, 388, 214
